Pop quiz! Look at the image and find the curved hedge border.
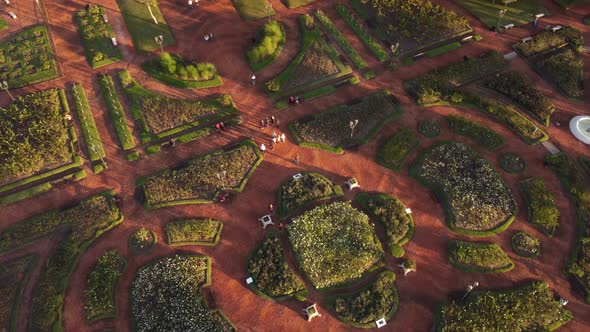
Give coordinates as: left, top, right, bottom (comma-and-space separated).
448, 240, 514, 273
277, 172, 343, 219
165, 219, 223, 246
128, 228, 156, 255
410, 142, 516, 236
325, 270, 398, 328
85, 250, 126, 321
141, 57, 223, 89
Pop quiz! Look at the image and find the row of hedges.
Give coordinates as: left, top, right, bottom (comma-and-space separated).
485, 71, 555, 126
356, 192, 414, 257
410, 142, 516, 236
98, 73, 136, 150
246, 20, 286, 72
0, 191, 123, 330
165, 219, 223, 246
139, 139, 263, 208
72, 83, 106, 162
278, 172, 343, 219
247, 233, 306, 300
315, 10, 367, 69
434, 281, 572, 331
84, 250, 125, 321
519, 177, 559, 237
327, 270, 398, 328
335, 3, 389, 62
446, 115, 504, 151
448, 240, 514, 273
376, 128, 418, 171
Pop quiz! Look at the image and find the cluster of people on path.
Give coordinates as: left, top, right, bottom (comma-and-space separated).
261, 115, 279, 128
214, 121, 225, 133
289, 96, 302, 105
204, 33, 214, 41
259, 131, 286, 153
188, 0, 199, 7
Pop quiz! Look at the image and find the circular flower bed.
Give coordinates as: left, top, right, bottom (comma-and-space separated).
512, 231, 541, 257
499, 152, 526, 173
129, 228, 156, 254
418, 119, 440, 138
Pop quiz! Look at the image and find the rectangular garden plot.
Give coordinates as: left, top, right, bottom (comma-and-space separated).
0, 25, 59, 88
165, 219, 223, 246
288, 90, 402, 153
138, 140, 263, 208
75, 4, 122, 68
115, 0, 174, 53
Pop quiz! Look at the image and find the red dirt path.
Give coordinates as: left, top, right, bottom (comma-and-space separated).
1, 0, 589, 331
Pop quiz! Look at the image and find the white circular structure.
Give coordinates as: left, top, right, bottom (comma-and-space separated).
570, 116, 590, 145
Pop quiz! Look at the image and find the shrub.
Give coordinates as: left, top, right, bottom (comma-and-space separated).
514, 30, 568, 57
246, 20, 286, 71
448, 240, 514, 273
377, 128, 419, 171
278, 172, 342, 219
536, 49, 583, 98
411, 142, 516, 235
129, 228, 156, 254
165, 219, 223, 246
247, 233, 306, 299
329, 271, 398, 327
287, 201, 384, 289
418, 119, 440, 137
512, 231, 541, 257
519, 177, 559, 236
131, 255, 234, 332
435, 281, 573, 331
159, 52, 177, 75
315, 10, 367, 70
335, 4, 389, 62
499, 152, 526, 173
356, 192, 414, 257
85, 250, 125, 320
446, 115, 504, 150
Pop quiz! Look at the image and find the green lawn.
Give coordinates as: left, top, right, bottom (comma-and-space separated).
231, 0, 276, 21
115, 0, 174, 53
455, 0, 549, 28
0, 19, 7, 31
281, 0, 316, 9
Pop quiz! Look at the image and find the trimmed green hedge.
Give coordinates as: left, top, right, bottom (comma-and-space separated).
448, 240, 514, 273
426, 42, 462, 58
376, 128, 419, 171
519, 177, 559, 236
141, 53, 223, 89
72, 83, 106, 162
446, 115, 504, 151
98, 73, 136, 150
277, 172, 343, 219
165, 219, 223, 246
315, 10, 367, 70
85, 250, 125, 321
0, 182, 52, 205
335, 4, 389, 62
246, 20, 286, 72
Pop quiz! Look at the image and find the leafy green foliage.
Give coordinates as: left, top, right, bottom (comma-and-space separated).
519, 177, 559, 236
85, 250, 125, 320
73, 83, 106, 162
486, 71, 555, 126
289, 91, 401, 153
330, 271, 398, 327
287, 201, 384, 289
536, 49, 583, 98
315, 10, 367, 69
377, 128, 418, 171
278, 172, 341, 218
499, 152, 526, 173
247, 20, 285, 71
514, 26, 583, 57
131, 255, 235, 332
98, 73, 136, 150
0, 192, 122, 330
129, 228, 156, 254
356, 193, 413, 257
0, 89, 73, 184
248, 234, 306, 299
448, 240, 514, 272
0, 25, 58, 88
141, 140, 262, 207
446, 115, 504, 150
435, 281, 572, 331
512, 232, 541, 257
335, 4, 389, 62
412, 142, 516, 234
75, 5, 122, 68
165, 219, 223, 246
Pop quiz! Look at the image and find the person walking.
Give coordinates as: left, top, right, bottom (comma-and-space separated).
268, 203, 274, 214
280, 133, 286, 143
272, 131, 277, 139
271, 115, 275, 125
260, 143, 266, 153
294, 154, 300, 165
265, 117, 270, 128
219, 121, 225, 131
251, 74, 256, 85
214, 123, 221, 133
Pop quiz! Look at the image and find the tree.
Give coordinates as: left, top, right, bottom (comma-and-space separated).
158, 52, 176, 75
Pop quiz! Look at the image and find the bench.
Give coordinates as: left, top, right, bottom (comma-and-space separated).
111, 37, 118, 47
521, 36, 533, 43
102, 14, 108, 23
535, 13, 545, 19
8, 11, 16, 19
503, 23, 514, 30
551, 25, 562, 32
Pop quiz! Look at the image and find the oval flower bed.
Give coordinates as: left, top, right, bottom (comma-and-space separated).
327, 270, 398, 328
512, 231, 541, 258
287, 201, 384, 290
448, 240, 514, 273
356, 192, 414, 257
411, 142, 516, 235
129, 228, 156, 255
277, 172, 343, 219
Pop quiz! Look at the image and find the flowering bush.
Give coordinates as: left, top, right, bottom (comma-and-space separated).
248, 233, 306, 299
329, 270, 398, 327
356, 192, 413, 257
165, 219, 223, 246
511, 232, 541, 258
376, 128, 419, 171
519, 177, 559, 236
131, 254, 235, 332
412, 142, 516, 234
85, 250, 125, 320
278, 172, 342, 218
436, 281, 572, 331
287, 202, 383, 289
448, 240, 514, 273
446, 115, 504, 151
